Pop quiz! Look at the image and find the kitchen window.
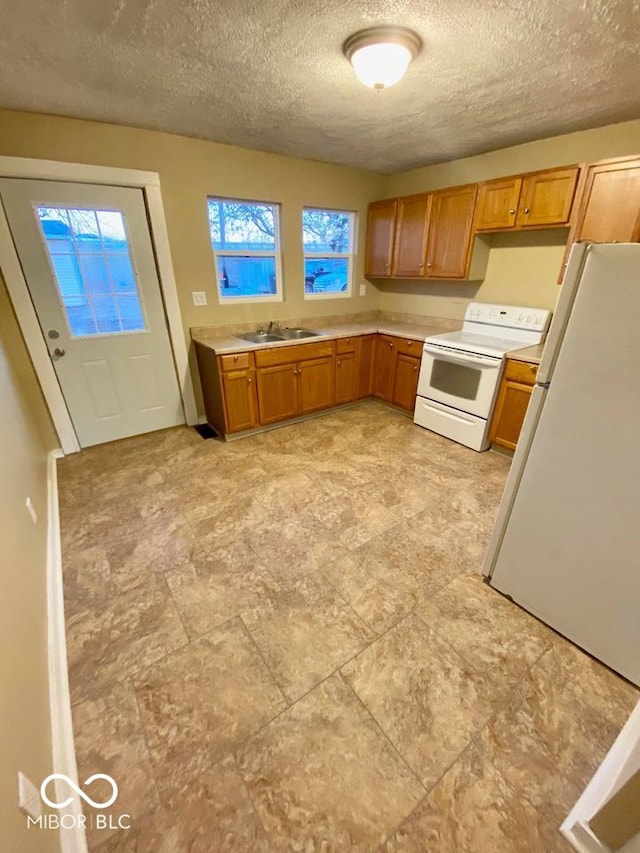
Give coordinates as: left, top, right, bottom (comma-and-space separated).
207, 197, 283, 302
302, 208, 354, 298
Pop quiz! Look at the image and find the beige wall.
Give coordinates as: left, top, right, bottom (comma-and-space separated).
378, 119, 640, 320
0, 271, 57, 852
0, 108, 385, 412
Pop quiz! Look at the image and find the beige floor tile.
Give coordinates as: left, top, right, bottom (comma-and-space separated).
165, 560, 281, 639
235, 674, 424, 850
134, 618, 286, 795
418, 573, 555, 684
242, 573, 372, 701
538, 639, 639, 729
94, 757, 269, 852
384, 744, 572, 852
342, 613, 505, 789
72, 682, 160, 848
62, 545, 115, 618
479, 663, 621, 813
66, 575, 188, 705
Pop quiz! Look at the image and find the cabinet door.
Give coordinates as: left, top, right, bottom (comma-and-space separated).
365, 199, 397, 277
256, 364, 297, 425
576, 158, 640, 243
517, 167, 579, 228
355, 335, 374, 399
475, 178, 522, 231
489, 379, 533, 451
425, 185, 478, 278
372, 335, 396, 400
391, 193, 431, 277
222, 369, 258, 433
391, 354, 421, 411
335, 353, 357, 405
298, 356, 334, 415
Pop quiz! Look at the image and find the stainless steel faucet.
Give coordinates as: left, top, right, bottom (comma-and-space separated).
267, 319, 280, 333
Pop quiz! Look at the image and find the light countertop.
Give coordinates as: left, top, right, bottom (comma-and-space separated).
191, 321, 457, 355
507, 343, 545, 364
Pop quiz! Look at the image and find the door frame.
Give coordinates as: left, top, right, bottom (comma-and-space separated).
0, 155, 197, 453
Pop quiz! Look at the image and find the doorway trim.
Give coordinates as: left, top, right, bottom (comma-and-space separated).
0, 155, 197, 453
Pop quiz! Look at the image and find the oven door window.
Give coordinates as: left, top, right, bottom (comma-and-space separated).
430, 359, 482, 401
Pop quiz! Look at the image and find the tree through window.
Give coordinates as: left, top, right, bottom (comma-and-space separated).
207, 198, 283, 302
302, 208, 355, 298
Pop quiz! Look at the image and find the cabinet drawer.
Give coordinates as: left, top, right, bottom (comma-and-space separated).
336, 336, 357, 354
395, 337, 423, 357
504, 358, 538, 385
254, 340, 334, 367
220, 352, 252, 371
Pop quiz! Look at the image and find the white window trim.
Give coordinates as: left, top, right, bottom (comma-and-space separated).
303, 209, 355, 300
208, 199, 284, 304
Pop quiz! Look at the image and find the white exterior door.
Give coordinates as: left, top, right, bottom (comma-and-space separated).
0, 179, 184, 447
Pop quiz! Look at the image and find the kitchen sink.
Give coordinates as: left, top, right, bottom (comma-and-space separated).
239, 333, 285, 344
278, 328, 324, 339
237, 328, 324, 344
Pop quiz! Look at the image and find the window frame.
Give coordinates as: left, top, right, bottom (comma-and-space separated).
207, 196, 284, 304
302, 207, 356, 300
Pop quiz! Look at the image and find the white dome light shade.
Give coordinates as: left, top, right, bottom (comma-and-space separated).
343, 27, 422, 91
350, 43, 412, 89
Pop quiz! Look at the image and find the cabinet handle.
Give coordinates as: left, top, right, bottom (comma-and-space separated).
427, 262, 432, 268
247, 377, 252, 384
389, 343, 394, 349
413, 365, 418, 371
385, 263, 390, 269
418, 262, 423, 269
337, 361, 342, 367
346, 338, 351, 343
509, 208, 515, 214
407, 340, 412, 347
523, 207, 530, 214
233, 355, 239, 362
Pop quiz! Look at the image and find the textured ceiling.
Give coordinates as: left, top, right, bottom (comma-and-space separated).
1, 0, 639, 173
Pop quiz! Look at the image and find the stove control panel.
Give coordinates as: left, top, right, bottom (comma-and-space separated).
464, 302, 550, 332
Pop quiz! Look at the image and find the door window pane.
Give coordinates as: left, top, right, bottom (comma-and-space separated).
36, 206, 147, 337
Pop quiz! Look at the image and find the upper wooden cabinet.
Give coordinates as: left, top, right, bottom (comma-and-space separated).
365, 199, 397, 277
426, 185, 478, 278
475, 178, 522, 230
573, 156, 640, 244
475, 166, 579, 232
367, 184, 483, 281
391, 193, 431, 276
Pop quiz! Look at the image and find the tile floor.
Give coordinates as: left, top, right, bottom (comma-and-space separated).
57, 401, 639, 852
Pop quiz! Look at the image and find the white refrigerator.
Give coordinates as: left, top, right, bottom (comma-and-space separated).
483, 242, 640, 687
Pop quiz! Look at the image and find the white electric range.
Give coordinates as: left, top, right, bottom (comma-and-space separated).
414, 303, 551, 451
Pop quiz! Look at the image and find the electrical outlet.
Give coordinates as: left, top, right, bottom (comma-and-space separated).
26, 497, 37, 525
359, 283, 367, 297
192, 291, 207, 307
18, 772, 42, 820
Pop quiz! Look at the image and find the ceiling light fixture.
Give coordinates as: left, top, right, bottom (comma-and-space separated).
343, 26, 422, 91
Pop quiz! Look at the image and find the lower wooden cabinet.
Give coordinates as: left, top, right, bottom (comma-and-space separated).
221, 369, 258, 432
489, 358, 538, 450
372, 335, 396, 399
355, 335, 374, 399
255, 363, 298, 425
197, 332, 425, 438
392, 353, 421, 411
373, 334, 423, 412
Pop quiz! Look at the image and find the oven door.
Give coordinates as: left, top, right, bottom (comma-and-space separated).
417, 344, 503, 418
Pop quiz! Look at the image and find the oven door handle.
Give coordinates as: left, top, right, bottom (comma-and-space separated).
423, 345, 501, 368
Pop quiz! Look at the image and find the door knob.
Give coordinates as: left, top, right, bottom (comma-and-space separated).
53, 347, 66, 357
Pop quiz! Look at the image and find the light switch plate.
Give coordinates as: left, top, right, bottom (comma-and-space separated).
192, 291, 207, 306
359, 284, 366, 297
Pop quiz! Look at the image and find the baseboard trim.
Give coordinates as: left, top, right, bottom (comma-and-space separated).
47, 450, 87, 853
